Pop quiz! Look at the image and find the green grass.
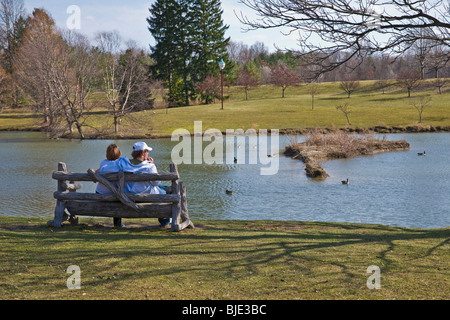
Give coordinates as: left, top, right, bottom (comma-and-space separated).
1, 79, 449, 137
0, 216, 448, 300
0, 108, 42, 131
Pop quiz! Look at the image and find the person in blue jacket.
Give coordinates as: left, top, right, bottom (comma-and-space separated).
99, 141, 171, 228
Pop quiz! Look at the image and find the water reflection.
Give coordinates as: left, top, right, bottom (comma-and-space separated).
0, 131, 448, 229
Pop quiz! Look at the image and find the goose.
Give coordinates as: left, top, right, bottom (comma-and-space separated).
418, 151, 426, 156
226, 190, 233, 195
341, 178, 349, 185
234, 157, 238, 163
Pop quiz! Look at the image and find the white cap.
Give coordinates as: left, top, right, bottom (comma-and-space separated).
133, 141, 152, 152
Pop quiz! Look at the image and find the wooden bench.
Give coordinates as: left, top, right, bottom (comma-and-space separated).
47, 162, 194, 232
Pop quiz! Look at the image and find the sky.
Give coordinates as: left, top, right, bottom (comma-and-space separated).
23, 0, 300, 52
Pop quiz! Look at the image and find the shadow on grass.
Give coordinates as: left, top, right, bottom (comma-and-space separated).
0, 113, 42, 119
3, 220, 448, 288
0, 215, 447, 301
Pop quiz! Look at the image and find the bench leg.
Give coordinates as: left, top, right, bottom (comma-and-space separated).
47, 200, 67, 227
170, 202, 181, 232
179, 182, 194, 229
170, 181, 194, 232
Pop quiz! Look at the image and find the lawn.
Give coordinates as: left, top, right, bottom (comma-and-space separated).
0, 216, 448, 300
125, 79, 450, 137
1, 79, 449, 138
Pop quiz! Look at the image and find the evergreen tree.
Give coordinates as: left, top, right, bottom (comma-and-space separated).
147, 0, 188, 106
148, 0, 231, 106
189, 0, 231, 84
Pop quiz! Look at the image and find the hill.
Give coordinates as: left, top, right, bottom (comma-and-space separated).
1, 79, 449, 138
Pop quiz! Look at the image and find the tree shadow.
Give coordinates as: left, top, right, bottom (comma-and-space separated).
3, 220, 448, 296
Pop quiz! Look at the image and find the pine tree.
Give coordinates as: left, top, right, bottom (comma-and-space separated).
189, 0, 231, 84
147, 0, 188, 105
148, 0, 232, 106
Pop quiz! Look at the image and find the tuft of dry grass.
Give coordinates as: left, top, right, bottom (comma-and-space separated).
302, 129, 408, 159
285, 129, 410, 179
304, 129, 378, 158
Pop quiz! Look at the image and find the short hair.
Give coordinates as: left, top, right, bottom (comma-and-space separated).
131, 150, 145, 159
106, 144, 122, 161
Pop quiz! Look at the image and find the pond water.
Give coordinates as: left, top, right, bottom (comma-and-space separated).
0, 131, 449, 229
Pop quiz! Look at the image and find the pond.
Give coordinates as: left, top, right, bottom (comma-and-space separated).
0, 131, 448, 229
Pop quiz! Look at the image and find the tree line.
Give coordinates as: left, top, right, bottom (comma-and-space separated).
0, 2, 155, 138
227, 39, 449, 98
1, 0, 449, 139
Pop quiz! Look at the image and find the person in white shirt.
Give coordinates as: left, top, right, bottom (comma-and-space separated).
122, 141, 164, 195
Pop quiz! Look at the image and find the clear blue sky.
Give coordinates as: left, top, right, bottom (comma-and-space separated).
23, 0, 299, 52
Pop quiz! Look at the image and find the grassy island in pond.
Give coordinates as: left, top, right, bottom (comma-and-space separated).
284, 129, 410, 179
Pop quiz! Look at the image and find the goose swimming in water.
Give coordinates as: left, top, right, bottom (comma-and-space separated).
226, 190, 233, 195
418, 151, 426, 156
341, 178, 349, 185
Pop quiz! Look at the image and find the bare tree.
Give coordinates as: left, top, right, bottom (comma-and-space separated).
336, 103, 351, 125
428, 45, 450, 78
14, 9, 60, 127
227, 40, 269, 66
239, 0, 450, 78
227, 41, 252, 66
270, 62, 300, 97
1, 0, 26, 108
410, 96, 432, 123
0, 66, 8, 108
51, 30, 97, 139
307, 82, 319, 110
397, 70, 421, 98
96, 32, 152, 133
339, 78, 360, 98
411, 30, 435, 80
15, 9, 94, 138
432, 77, 447, 94
235, 68, 259, 100
0, 0, 25, 71
375, 79, 389, 94
250, 41, 269, 59
95, 31, 122, 125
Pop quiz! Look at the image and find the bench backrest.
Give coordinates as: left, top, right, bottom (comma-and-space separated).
52, 162, 181, 212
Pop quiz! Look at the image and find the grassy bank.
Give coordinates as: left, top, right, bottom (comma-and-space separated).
1, 79, 449, 138
0, 216, 448, 300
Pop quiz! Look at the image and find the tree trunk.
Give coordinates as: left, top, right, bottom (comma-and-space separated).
114, 114, 119, 133
75, 121, 84, 139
